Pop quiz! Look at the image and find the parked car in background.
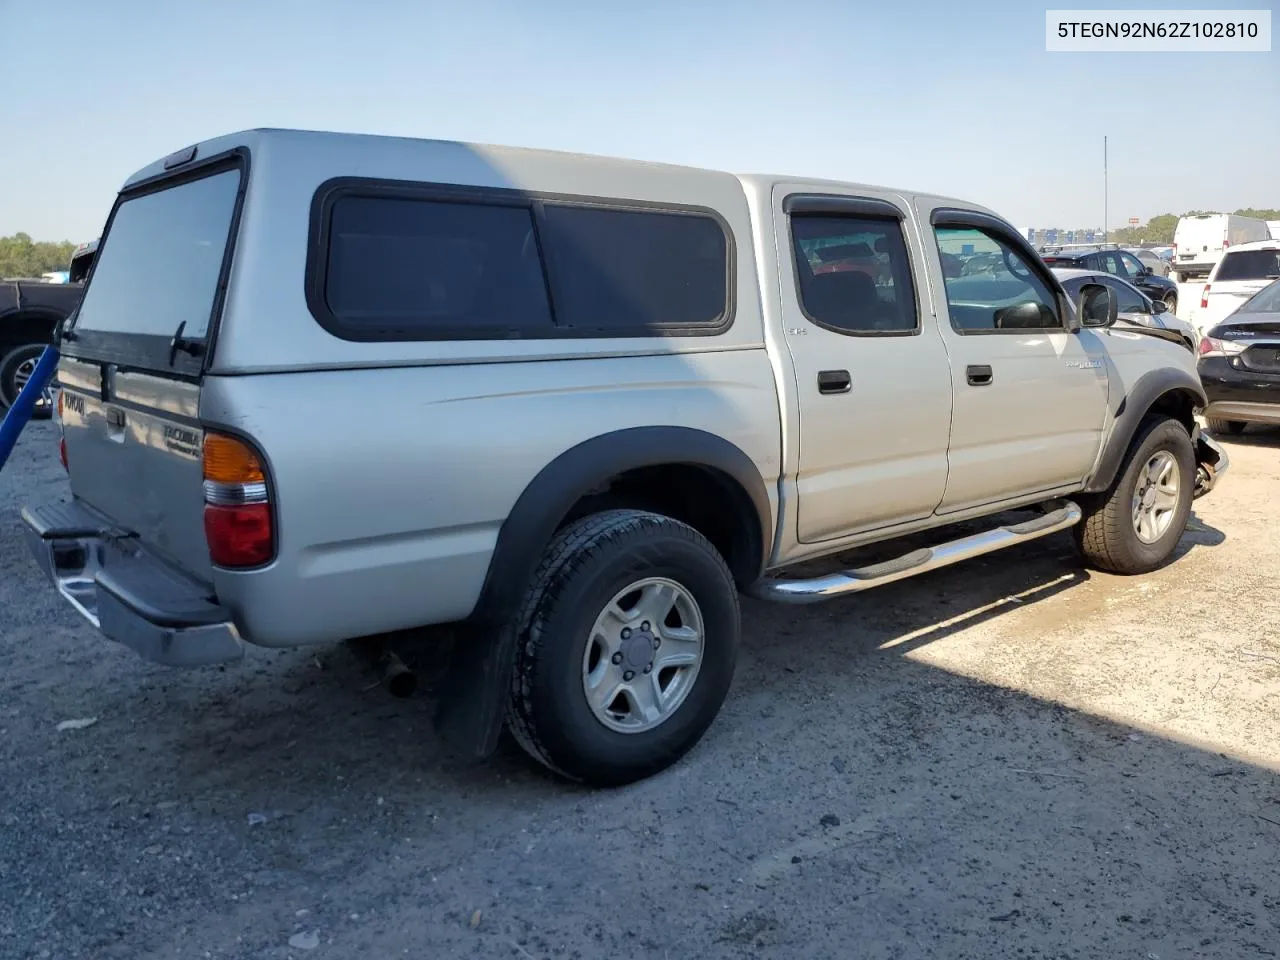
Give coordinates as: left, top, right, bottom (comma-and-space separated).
1041, 246, 1179, 313
0, 271, 86, 416
1193, 240, 1280, 334
1197, 277, 1280, 434
1172, 214, 1270, 282
1052, 268, 1196, 351
1127, 247, 1171, 277
1267, 221, 1280, 242
68, 239, 99, 284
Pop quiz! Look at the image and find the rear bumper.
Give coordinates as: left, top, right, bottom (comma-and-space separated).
1199, 358, 1280, 422
22, 500, 244, 667
1204, 400, 1280, 425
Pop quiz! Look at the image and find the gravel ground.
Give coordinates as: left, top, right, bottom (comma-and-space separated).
2, 420, 1279, 960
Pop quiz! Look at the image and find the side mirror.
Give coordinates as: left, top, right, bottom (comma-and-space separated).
1079, 283, 1118, 327
1151, 298, 1169, 315
994, 300, 1055, 329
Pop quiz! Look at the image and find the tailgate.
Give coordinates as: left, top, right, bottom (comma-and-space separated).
56, 156, 245, 583
58, 360, 212, 579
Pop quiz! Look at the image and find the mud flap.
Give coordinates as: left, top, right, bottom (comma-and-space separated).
432, 618, 519, 760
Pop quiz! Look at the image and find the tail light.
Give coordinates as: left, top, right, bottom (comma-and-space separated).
1200, 284, 1211, 309
202, 432, 274, 568
1198, 335, 1245, 359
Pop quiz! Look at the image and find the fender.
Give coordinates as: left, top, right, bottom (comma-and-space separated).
0, 305, 64, 334
1083, 367, 1206, 494
433, 425, 773, 760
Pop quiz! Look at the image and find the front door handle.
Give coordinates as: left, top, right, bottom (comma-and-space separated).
966, 364, 993, 387
818, 369, 852, 394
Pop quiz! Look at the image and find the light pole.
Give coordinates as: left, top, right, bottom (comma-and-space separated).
1103, 135, 1108, 245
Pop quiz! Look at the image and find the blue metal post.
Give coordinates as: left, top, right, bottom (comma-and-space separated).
0, 345, 60, 472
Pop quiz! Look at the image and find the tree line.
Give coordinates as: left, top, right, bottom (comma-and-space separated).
0, 233, 78, 279
1110, 208, 1280, 246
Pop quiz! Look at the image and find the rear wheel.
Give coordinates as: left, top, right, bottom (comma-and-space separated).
0, 344, 54, 419
1162, 293, 1178, 314
1075, 416, 1195, 575
1205, 417, 1246, 436
507, 509, 740, 786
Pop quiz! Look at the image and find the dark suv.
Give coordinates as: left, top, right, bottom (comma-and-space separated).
1041, 246, 1179, 313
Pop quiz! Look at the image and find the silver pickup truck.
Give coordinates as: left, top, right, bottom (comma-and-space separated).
24, 129, 1228, 785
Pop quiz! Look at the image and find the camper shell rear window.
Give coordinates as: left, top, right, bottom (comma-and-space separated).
306, 179, 735, 341
63, 151, 247, 376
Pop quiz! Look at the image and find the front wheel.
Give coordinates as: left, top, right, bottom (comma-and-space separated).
1075, 416, 1195, 575
507, 509, 740, 786
1162, 293, 1178, 314
0, 344, 55, 419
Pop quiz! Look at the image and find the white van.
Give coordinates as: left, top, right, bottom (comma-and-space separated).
1268, 221, 1280, 242
1173, 214, 1270, 282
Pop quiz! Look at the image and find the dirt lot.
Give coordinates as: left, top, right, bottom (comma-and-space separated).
2, 420, 1278, 960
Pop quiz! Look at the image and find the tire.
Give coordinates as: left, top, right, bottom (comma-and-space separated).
506, 509, 740, 786
0, 344, 54, 420
1075, 416, 1195, 575
1162, 293, 1178, 314
1205, 417, 1246, 436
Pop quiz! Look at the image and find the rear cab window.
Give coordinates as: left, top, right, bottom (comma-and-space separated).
309, 181, 733, 341
65, 155, 246, 375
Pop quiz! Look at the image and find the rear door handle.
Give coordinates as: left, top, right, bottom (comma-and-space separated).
817, 369, 852, 394
966, 364, 993, 387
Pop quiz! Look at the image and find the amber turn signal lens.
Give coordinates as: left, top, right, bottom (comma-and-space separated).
203, 433, 265, 484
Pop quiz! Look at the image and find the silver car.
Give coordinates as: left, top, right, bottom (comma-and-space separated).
1052, 268, 1196, 349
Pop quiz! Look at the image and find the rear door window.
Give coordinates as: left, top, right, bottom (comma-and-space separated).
789, 215, 918, 334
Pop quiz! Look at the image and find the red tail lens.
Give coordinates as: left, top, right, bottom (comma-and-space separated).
1200, 284, 1210, 309
203, 503, 273, 567
59, 436, 68, 472
201, 431, 274, 568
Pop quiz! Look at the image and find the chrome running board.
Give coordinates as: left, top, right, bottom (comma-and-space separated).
751, 500, 1082, 605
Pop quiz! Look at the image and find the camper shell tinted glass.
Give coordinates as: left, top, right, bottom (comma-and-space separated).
306, 179, 734, 341
63, 152, 246, 377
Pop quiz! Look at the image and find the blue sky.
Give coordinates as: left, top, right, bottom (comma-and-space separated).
1, 0, 1276, 241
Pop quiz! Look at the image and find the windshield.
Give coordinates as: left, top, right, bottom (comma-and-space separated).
1215, 249, 1280, 282
1239, 278, 1280, 314
74, 167, 241, 340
